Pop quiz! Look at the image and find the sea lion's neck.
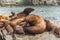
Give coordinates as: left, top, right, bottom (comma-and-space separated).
23, 12, 29, 16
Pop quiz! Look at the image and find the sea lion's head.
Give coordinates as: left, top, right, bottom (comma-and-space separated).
54, 27, 60, 37
23, 8, 34, 15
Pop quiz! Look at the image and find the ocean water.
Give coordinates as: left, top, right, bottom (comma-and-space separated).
0, 5, 60, 24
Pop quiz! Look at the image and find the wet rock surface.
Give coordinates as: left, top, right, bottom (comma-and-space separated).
0, 30, 60, 40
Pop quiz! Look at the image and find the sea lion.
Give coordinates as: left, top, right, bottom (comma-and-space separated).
44, 19, 58, 31
23, 14, 46, 34
44, 19, 60, 37
0, 15, 13, 35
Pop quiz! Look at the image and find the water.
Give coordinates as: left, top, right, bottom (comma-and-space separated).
0, 6, 60, 24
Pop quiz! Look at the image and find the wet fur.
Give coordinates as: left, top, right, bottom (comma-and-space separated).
24, 14, 46, 34
44, 19, 60, 37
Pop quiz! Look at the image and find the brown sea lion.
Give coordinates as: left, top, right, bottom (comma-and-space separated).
44, 19, 60, 37
0, 17, 14, 35
0, 15, 13, 35
23, 14, 46, 34
44, 19, 58, 31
